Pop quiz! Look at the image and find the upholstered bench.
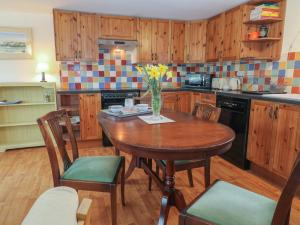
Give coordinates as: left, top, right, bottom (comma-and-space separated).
21, 186, 92, 225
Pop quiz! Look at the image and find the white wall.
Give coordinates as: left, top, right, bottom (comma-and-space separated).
282, 0, 300, 54
0, 11, 59, 84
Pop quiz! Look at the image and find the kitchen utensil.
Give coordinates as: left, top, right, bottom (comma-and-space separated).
135, 104, 149, 112
229, 78, 241, 90
248, 31, 259, 40
109, 105, 123, 113
212, 78, 220, 89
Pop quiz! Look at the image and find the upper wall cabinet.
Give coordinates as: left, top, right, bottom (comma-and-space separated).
185, 20, 207, 63
137, 19, 171, 64
53, 10, 97, 61
171, 21, 185, 64
206, 14, 225, 62
98, 15, 137, 40
222, 6, 243, 61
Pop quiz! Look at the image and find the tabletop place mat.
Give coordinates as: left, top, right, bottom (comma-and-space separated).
138, 115, 175, 124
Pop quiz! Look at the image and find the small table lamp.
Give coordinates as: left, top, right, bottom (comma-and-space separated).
36, 62, 49, 82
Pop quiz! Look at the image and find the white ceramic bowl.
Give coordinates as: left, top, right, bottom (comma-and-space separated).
135, 104, 149, 112
109, 105, 123, 113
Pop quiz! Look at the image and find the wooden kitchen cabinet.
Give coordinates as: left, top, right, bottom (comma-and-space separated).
171, 21, 185, 64
98, 15, 137, 40
222, 6, 243, 61
191, 92, 216, 108
138, 19, 153, 63
177, 92, 192, 113
185, 20, 207, 63
162, 92, 178, 112
272, 104, 300, 178
247, 100, 300, 179
247, 100, 275, 169
138, 19, 171, 64
53, 10, 97, 61
79, 94, 102, 140
206, 13, 225, 62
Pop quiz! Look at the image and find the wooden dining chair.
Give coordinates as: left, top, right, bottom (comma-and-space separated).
179, 151, 300, 225
37, 109, 125, 225
151, 103, 221, 190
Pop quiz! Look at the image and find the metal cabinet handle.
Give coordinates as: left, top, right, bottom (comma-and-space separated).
268, 106, 274, 119
274, 106, 279, 119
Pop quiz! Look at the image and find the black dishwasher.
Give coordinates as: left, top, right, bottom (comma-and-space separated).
216, 95, 251, 169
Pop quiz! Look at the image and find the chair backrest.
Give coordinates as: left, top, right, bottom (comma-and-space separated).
37, 109, 79, 186
192, 103, 221, 122
272, 151, 300, 225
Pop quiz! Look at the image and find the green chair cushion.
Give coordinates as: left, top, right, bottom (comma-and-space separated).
161, 160, 201, 166
63, 156, 122, 183
186, 181, 277, 225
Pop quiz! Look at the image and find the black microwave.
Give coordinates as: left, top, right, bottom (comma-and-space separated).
184, 73, 212, 89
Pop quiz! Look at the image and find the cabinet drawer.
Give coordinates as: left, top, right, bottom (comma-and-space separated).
201, 93, 216, 105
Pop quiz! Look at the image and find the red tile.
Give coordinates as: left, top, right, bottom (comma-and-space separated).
75, 83, 81, 90
265, 77, 271, 85
288, 52, 296, 60
137, 83, 143, 89
294, 69, 300, 77
190, 67, 195, 72
105, 83, 110, 89
132, 77, 137, 82
68, 64, 74, 70
87, 65, 92, 71
243, 77, 248, 84
87, 77, 93, 82
61, 77, 68, 82
255, 64, 260, 70
110, 77, 116, 82
292, 86, 300, 94
110, 60, 115, 65
258, 85, 264, 91
121, 60, 127, 65
99, 53, 104, 59
99, 71, 104, 77
116, 71, 121, 76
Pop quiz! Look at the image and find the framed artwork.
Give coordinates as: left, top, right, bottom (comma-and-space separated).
0, 27, 33, 59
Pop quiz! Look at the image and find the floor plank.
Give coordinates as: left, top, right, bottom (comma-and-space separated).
0, 146, 299, 225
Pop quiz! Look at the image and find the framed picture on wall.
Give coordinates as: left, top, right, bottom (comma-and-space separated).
0, 27, 33, 59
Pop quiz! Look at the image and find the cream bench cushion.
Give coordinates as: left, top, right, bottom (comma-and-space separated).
22, 186, 79, 225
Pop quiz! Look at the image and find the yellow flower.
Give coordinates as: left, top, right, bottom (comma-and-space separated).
136, 66, 143, 74
158, 64, 168, 75
149, 67, 160, 80
166, 71, 173, 79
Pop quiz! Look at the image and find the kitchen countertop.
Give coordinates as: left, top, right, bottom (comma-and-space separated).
57, 88, 300, 105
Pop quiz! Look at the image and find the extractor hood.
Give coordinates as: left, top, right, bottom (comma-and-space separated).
98, 38, 138, 63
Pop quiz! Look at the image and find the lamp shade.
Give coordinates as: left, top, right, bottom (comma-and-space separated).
36, 62, 49, 73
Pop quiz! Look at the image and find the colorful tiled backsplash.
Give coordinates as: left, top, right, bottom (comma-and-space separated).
60, 49, 300, 94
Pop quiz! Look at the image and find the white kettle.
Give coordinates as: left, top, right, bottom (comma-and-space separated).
229, 78, 241, 90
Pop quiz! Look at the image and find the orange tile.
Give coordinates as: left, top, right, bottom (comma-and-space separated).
284, 77, 292, 86
295, 52, 300, 60
292, 86, 300, 94
279, 62, 286, 69
294, 69, 300, 77
288, 52, 296, 60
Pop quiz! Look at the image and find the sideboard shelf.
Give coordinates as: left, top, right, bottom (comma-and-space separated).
0, 83, 57, 152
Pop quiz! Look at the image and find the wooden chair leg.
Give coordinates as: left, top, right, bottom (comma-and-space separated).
187, 169, 194, 187
204, 159, 211, 188
110, 186, 117, 225
121, 161, 125, 206
156, 164, 160, 178
148, 158, 152, 191
115, 148, 120, 156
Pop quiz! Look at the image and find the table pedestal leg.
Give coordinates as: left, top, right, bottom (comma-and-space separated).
158, 161, 187, 225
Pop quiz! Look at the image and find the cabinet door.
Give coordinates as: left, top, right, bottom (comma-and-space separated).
223, 7, 242, 61
99, 16, 137, 40
53, 10, 78, 61
247, 100, 275, 169
79, 94, 101, 140
177, 92, 192, 113
272, 104, 300, 178
185, 21, 207, 63
162, 92, 177, 112
138, 19, 153, 63
200, 93, 216, 106
152, 20, 171, 64
206, 14, 225, 62
171, 21, 185, 64
78, 13, 97, 61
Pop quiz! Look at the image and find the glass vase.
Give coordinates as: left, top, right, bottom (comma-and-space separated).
151, 89, 162, 120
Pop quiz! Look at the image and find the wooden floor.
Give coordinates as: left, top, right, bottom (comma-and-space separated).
0, 146, 299, 225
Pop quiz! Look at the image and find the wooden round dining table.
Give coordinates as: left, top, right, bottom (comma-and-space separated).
98, 111, 235, 225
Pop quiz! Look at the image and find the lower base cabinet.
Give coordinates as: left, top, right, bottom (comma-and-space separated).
79, 94, 102, 140
247, 100, 300, 179
191, 92, 216, 107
